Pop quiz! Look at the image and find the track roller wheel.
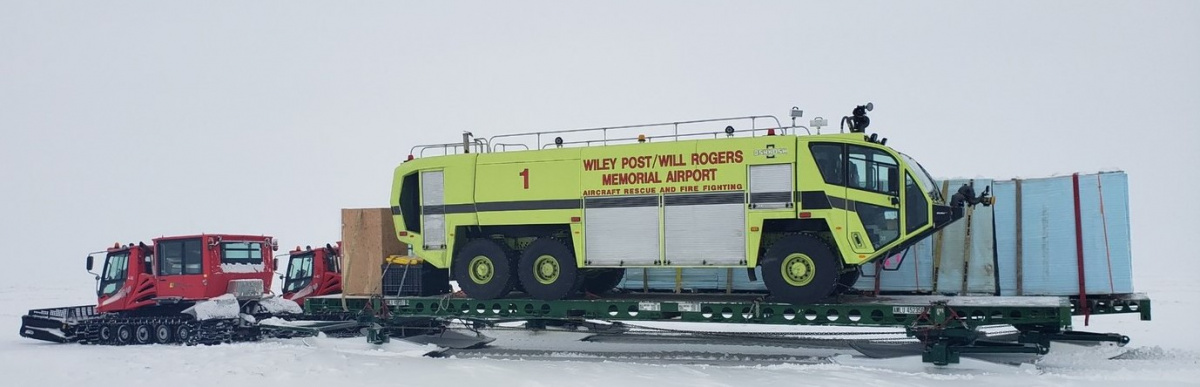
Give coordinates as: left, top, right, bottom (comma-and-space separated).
452, 239, 517, 300
99, 325, 114, 343
176, 324, 194, 345
760, 234, 842, 304
134, 324, 153, 344
582, 268, 625, 295
154, 324, 173, 344
518, 238, 581, 301
116, 324, 133, 345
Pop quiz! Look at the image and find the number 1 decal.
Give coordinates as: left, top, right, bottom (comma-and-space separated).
519, 168, 529, 189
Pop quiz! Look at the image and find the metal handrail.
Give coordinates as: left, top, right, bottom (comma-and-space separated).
538, 126, 810, 149
489, 115, 784, 152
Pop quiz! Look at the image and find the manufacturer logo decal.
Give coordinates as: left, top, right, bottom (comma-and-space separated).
755, 144, 788, 159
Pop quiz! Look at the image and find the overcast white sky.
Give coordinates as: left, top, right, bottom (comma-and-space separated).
1, 1, 1197, 288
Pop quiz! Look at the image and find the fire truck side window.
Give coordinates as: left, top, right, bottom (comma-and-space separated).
158, 239, 203, 275
810, 143, 845, 186
847, 145, 899, 195
221, 242, 263, 265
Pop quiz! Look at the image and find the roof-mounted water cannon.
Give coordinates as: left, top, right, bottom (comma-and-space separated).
841, 102, 873, 133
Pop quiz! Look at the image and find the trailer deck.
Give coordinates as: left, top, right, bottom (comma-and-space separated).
303, 292, 1150, 365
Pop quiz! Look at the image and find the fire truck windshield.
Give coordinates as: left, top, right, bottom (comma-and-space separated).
899, 153, 943, 203
99, 252, 129, 296
284, 252, 314, 293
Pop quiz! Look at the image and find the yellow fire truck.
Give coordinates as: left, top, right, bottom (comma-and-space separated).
390, 105, 989, 303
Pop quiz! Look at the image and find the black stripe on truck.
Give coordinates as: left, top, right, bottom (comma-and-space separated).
585, 195, 660, 209
799, 191, 832, 209
750, 192, 792, 203
421, 199, 583, 215
663, 192, 744, 206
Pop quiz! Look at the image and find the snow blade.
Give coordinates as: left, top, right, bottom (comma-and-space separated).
19, 314, 70, 343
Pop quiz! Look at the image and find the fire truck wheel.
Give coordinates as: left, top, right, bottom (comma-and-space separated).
518, 238, 581, 301
582, 269, 625, 295
154, 324, 173, 343
760, 234, 841, 304
453, 239, 517, 300
116, 324, 133, 345
134, 324, 153, 344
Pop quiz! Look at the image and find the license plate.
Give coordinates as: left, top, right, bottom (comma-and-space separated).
892, 306, 926, 315
638, 302, 662, 312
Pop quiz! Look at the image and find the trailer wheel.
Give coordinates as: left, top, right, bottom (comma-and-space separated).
134, 324, 152, 344
518, 238, 581, 300
116, 324, 133, 345
760, 234, 841, 304
453, 239, 517, 300
154, 324, 173, 343
582, 269, 625, 295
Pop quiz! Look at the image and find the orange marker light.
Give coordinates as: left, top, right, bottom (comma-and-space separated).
398, 231, 409, 237
571, 217, 581, 223
799, 212, 812, 218
750, 226, 760, 232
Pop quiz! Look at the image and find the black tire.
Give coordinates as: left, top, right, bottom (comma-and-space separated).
154, 324, 173, 344
518, 238, 581, 301
582, 269, 626, 295
760, 234, 842, 304
834, 267, 862, 295
452, 239, 517, 300
134, 324, 152, 344
116, 324, 133, 345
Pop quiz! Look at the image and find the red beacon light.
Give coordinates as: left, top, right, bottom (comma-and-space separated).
766, 128, 776, 136
406, 154, 415, 161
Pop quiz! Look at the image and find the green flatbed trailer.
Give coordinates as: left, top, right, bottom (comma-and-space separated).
303, 292, 1150, 365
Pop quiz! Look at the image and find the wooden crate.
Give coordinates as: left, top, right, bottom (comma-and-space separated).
341, 208, 408, 295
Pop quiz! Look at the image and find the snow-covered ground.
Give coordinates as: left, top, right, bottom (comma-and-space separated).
3, 273, 1198, 387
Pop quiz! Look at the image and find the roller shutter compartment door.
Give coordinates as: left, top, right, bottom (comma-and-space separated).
421, 171, 446, 250
749, 164, 793, 209
664, 192, 746, 266
584, 195, 660, 266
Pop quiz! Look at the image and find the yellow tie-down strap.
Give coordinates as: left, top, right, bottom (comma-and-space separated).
386, 255, 424, 265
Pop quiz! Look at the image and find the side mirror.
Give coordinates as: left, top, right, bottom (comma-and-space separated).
86, 255, 94, 271
273, 258, 279, 272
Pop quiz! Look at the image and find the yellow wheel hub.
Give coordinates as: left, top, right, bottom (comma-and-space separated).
781, 253, 816, 287
533, 255, 560, 285
468, 256, 494, 284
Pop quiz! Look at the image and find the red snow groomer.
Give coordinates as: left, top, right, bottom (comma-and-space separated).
281, 243, 343, 305
20, 234, 302, 345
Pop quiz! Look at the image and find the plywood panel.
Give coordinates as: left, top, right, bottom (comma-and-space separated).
342, 208, 409, 295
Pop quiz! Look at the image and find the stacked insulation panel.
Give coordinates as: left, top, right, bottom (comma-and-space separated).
618, 171, 1134, 296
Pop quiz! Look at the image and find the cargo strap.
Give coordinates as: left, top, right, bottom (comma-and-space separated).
1071, 173, 1090, 325
1097, 174, 1116, 294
